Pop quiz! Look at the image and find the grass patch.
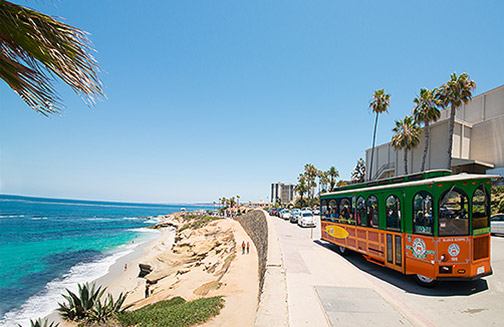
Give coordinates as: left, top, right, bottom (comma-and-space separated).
116, 296, 224, 327
178, 215, 223, 233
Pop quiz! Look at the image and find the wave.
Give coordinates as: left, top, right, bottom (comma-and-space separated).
30, 217, 48, 220
0, 248, 134, 327
85, 218, 116, 222
128, 227, 160, 234
0, 215, 25, 219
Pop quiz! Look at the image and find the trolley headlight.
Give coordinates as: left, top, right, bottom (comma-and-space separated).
440, 254, 445, 261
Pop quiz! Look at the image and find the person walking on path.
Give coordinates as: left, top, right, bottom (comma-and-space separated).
246, 241, 250, 254
242, 240, 246, 255
145, 282, 150, 298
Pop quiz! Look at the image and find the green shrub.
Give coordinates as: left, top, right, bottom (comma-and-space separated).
117, 296, 224, 327
18, 318, 59, 327
498, 198, 504, 213
57, 282, 130, 324
57, 283, 106, 321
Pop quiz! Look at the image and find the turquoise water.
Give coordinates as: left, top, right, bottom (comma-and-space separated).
0, 194, 213, 326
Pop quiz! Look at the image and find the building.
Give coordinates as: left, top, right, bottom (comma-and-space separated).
247, 200, 270, 209
366, 84, 504, 180
271, 182, 295, 204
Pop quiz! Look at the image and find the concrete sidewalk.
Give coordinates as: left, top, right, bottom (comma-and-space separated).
267, 213, 420, 327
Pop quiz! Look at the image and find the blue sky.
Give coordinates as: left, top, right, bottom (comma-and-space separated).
1, 0, 503, 203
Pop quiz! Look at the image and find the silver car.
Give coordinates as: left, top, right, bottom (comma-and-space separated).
491, 214, 504, 234
280, 209, 292, 220
290, 208, 301, 223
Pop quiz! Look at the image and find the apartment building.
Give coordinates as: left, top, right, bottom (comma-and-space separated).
365, 84, 504, 180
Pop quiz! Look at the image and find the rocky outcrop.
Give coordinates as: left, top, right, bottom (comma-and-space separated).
139, 218, 236, 285
138, 264, 152, 278
235, 210, 268, 293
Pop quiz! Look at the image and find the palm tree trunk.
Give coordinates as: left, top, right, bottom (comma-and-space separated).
421, 121, 430, 172
369, 112, 379, 180
447, 104, 456, 170
404, 149, 408, 175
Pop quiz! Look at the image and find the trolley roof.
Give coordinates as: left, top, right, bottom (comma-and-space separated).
322, 171, 498, 197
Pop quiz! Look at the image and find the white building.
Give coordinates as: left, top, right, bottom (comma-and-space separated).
366, 84, 504, 180
271, 182, 295, 204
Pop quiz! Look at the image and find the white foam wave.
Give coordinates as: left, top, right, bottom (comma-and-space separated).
85, 218, 115, 222
128, 227, 160, 234
30, 217, 47, 220
0, 248, 134, 327
0, 215, 25, 219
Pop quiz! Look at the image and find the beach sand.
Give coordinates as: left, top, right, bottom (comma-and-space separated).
56, 217, 259, 326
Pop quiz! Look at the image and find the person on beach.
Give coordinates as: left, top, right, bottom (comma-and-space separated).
124, 263, 127, 271
246, 241, 250, 254
145, 282, 150, 298
241, 240, 245, 254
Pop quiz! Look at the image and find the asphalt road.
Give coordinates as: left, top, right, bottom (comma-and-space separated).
271, 214, 504, 327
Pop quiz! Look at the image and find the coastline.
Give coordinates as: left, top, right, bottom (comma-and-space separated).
47, 213, 259, 327
44, 226, 170, 326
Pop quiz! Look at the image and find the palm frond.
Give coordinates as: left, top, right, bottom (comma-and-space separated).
0, 0, 105, 115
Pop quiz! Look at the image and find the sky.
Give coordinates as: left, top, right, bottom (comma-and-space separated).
1, 0, 504, 204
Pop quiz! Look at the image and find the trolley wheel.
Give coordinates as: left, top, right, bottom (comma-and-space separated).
413, 274, 438, 288
337, 245, 349, 256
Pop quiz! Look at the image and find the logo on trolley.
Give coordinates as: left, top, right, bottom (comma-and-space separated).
406, 238, 435, 260
326, 225, 349, 239
412, 238, 426, 257
448, 243, 460, 257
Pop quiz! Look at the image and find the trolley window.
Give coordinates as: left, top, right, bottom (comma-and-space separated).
328, 199, 338, 221
413, 191, 433, 235
367, 195, 379, 228
439, 188, 469, 236
356, 196, 366, 226
339, 198, 354, 225
472, 186, 490, 230
386, 195, 401, 231
321, 199, 328, 220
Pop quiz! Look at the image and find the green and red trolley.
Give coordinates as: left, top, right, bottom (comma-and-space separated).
320, 170, 494, 287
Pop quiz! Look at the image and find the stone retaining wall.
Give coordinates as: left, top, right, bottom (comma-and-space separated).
235, 210, 268, 293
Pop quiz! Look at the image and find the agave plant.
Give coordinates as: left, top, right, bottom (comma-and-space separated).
87, 293, 132, 323
17, 318, 59, 327
57, 283, 106, 321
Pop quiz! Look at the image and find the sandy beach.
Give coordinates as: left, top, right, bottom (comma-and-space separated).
57, 214, 259, 326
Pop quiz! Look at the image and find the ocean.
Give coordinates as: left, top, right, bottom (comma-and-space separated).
0, 194, 213, 327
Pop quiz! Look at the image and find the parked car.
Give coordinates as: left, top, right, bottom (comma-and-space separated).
491, 214, 504, 234
312, 208, 320, 215
280, 209, 292, 220
269, 208, 279, 217
290, 208, 301, 223
298, 210, 316, 228
302, 207, 312, 213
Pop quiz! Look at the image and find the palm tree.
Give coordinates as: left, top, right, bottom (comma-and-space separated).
318, 170, 329, 193
437, 73, 476, 170
327, 167, 339, 192
369, 89, 391, 180
0, 1, 105, 115
413, 88, 441, 172
294, 174, 308, 208
304, 164, 318, 207
351, 158, 366, 183
391, 116, 422, 175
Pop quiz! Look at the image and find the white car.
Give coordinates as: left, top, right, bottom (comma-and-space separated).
491, 214, 504, 234
290, 208, 301, 223
280, 209, 292, 220
298, 211, 316, 227
312, 208, 320, 215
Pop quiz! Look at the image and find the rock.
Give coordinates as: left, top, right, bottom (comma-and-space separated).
177, 267, 190, 275
138, 264, 152, 278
